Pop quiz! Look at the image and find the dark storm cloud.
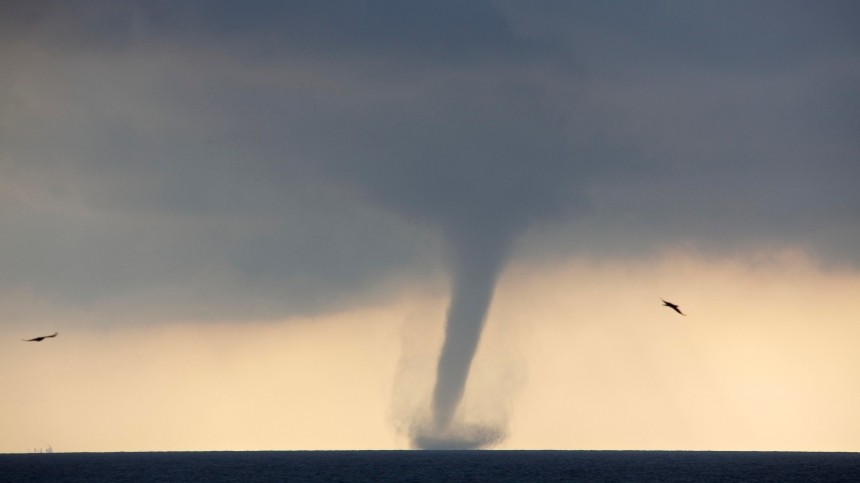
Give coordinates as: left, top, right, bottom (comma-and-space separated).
1, 0, 858, 324
494, 0, 860, 261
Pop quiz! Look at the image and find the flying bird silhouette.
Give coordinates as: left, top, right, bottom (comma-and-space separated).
23, 332, 58, 342
662, 300, 685, 316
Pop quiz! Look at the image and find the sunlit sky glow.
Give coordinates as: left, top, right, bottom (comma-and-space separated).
1, 1, 859, 452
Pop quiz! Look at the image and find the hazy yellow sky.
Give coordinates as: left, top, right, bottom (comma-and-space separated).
3, 248, 858, 453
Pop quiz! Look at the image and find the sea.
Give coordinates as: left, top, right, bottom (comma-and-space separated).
2, 450, 860, 482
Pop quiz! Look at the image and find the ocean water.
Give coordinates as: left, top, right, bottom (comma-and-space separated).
2, 450, 859, 482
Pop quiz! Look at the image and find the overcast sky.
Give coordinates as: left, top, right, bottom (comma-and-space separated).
1, 1, 859, 452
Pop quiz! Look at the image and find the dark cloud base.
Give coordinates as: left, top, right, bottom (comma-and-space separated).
1, 0, 858, 320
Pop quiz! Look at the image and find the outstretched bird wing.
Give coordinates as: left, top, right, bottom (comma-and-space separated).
661, 300, 685, 316
23, 332, 58, 342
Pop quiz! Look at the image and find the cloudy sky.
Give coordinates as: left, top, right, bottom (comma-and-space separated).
2, 0, 859, 452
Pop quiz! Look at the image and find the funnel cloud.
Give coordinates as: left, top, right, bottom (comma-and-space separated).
424, 232, 509, 443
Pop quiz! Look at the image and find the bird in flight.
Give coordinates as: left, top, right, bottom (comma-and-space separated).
662, 299, 686, 316
23, 332, 58, 342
